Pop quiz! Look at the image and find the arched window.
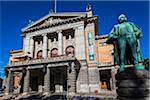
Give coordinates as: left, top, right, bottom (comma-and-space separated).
50, 48, 58, 57
37, 50, 43, 59
65, 46, 75, 56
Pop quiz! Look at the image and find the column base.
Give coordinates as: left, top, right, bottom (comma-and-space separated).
55, 85, 63, 93
4, 92, 9, 95
22, 92, 28, 96
89, 84, 100, 93
38, 85, 43, 93
43, 92, 50, 95
80, 84, 89, 93
67, 92, 75, 96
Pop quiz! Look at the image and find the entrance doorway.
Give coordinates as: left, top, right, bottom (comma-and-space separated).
30, 76, 38, 91
99, 69, 112, 90
50, 66, 67, 93
30, 69, 44, 92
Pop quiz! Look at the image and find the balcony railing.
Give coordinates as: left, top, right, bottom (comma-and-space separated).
7, 55, 76, 67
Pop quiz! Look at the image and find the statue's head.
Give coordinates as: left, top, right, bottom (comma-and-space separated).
118, 14, 127, 24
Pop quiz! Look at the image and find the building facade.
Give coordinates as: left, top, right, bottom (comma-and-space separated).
4, 5, 117, 95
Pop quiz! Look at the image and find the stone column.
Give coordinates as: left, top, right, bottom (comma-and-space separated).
67, 62, 76, 95
9, 71, 14, 93
58, 30, 63, 55
44, 67, 50, 93
43, 34, 48, 58
23, 69, 30, 94
29, 37, 34, 58
4, 70, 13, 95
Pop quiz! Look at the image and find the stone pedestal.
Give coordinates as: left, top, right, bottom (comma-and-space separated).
55, 85, 63, 93
116, 67, 150, 100
38, 85, 43, 93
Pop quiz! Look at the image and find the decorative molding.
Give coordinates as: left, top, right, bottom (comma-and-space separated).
23, 16, 85, 33
26, 21, 84, 37
7, 56, 76, 67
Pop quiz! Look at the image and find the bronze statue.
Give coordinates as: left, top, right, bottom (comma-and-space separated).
106, 14, 144, 72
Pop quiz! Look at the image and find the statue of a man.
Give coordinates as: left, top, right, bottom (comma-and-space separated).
106, 14, 144, 72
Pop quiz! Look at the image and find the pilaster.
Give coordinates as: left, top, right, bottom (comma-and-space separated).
4, 70, 12, 95
88, 67, 100, 93
23, 69, 30, 94
76, 61, 89, 93
111, 68, 116, 90
24, 37, 30, 55
74, 26, 86, 60
44, 67, 50, 93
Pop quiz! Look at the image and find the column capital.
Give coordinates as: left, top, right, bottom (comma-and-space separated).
73, 27, 78, 30
42, 33, 47, 36
56, 30, 62, 33
29, 36, 34, 39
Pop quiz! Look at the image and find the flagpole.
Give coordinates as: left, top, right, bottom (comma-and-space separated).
55, 0, 57, 13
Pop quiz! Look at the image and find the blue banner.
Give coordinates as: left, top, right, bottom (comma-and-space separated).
88, 32, 94, 61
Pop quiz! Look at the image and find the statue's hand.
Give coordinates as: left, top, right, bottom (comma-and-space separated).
136, 31, 142, 39
106, 35, 117, 44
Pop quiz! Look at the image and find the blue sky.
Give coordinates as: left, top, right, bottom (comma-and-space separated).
0, 1, 149, 78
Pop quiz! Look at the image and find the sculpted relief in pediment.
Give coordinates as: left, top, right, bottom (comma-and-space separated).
42, 17, 63, 26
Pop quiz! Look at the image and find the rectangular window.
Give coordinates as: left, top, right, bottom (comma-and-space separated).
66, 35, 69, 40
38, 41, 40, 44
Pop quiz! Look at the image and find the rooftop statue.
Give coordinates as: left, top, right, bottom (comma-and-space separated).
106, 14, 144, 72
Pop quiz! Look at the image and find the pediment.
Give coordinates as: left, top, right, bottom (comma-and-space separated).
22, 12, 86, 32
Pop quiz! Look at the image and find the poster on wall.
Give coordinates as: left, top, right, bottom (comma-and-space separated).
88, 32, 94, 61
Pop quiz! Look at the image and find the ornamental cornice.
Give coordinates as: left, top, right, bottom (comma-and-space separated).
25, 21, 84, 37
23, 16, 85, 33
7, 56, 76, 67
86, 16, 97, 22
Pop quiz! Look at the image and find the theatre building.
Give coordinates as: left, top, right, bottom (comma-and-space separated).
4, 5, 117, 95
